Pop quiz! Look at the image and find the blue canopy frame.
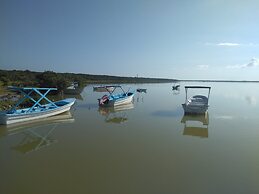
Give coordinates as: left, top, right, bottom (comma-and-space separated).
8, 86, 58, 113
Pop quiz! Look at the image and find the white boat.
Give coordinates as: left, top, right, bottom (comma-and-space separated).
182, 86, 211, 114
98, 85, 134, 107
63, 82, 83, 95
1, 111, 75, 131
0, 87, 76, 125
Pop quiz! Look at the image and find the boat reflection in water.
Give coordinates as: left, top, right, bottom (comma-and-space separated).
64, 93, 84, 101
0, 111, 74, 154
135, 92, 145, 104
180, 113, 209, 138
98, 102, 134, 124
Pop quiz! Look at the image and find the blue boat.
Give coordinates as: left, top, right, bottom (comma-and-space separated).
98, 85, 134, 107
0, 87, 76, 125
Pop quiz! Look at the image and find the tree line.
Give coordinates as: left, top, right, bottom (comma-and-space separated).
0, 69, 176, 91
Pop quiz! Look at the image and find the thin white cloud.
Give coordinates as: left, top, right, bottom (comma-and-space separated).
197, 65, 209, 69
205, 42, 259, 47
226, 58, 259, 69
217, 42, 240, 46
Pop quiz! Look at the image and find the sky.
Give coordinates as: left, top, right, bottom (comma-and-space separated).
1, 0, 259, 80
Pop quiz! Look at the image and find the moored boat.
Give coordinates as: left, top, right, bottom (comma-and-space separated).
182, 86, 211, 114
172, 84, 180, 90
136, 88, 147, 93
64, 82, 83, 95
98, 85, 134, 107
0, 87, 76, 125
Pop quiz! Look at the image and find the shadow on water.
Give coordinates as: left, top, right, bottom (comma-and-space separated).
64, 93, 84, 101
76, 103, 99, 109
151, 107, 182, 117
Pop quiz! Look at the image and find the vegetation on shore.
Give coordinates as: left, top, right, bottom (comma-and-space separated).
0, 69, 175, 110
0, 69, 175, 89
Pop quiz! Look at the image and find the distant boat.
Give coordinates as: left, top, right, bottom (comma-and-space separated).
136, 88, 147, 93
182, 86, 211, 114
98, 85, 134, 107
64, 82, 83, 95
0, 87, 76, 125
172, 84, 180, 95
93, 86, 115, 92
172, 84, 180, 90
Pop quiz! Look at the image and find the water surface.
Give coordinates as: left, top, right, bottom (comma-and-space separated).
1, 82, 259, 194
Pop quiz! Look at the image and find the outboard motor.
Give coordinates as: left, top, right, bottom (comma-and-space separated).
99, 95, 109, 105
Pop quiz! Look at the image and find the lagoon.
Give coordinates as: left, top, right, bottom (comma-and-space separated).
1, 82, 259, 194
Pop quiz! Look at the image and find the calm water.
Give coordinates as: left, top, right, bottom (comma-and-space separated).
1, 82, 259, 194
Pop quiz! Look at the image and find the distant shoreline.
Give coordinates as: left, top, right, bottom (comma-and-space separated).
1, 69, 259, 86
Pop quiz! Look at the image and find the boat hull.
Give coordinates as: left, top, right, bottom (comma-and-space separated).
0, 98, 75, 125
182, 103, 209, 114
99, 93, 134, 107
114, 94, 134, 106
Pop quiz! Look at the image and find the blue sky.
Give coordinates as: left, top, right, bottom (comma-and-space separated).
1, 0, 259, 80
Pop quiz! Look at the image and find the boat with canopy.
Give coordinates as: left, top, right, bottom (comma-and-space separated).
182, 86, 211, 114
98, 85, 134, 107
0, 87, 76, 125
